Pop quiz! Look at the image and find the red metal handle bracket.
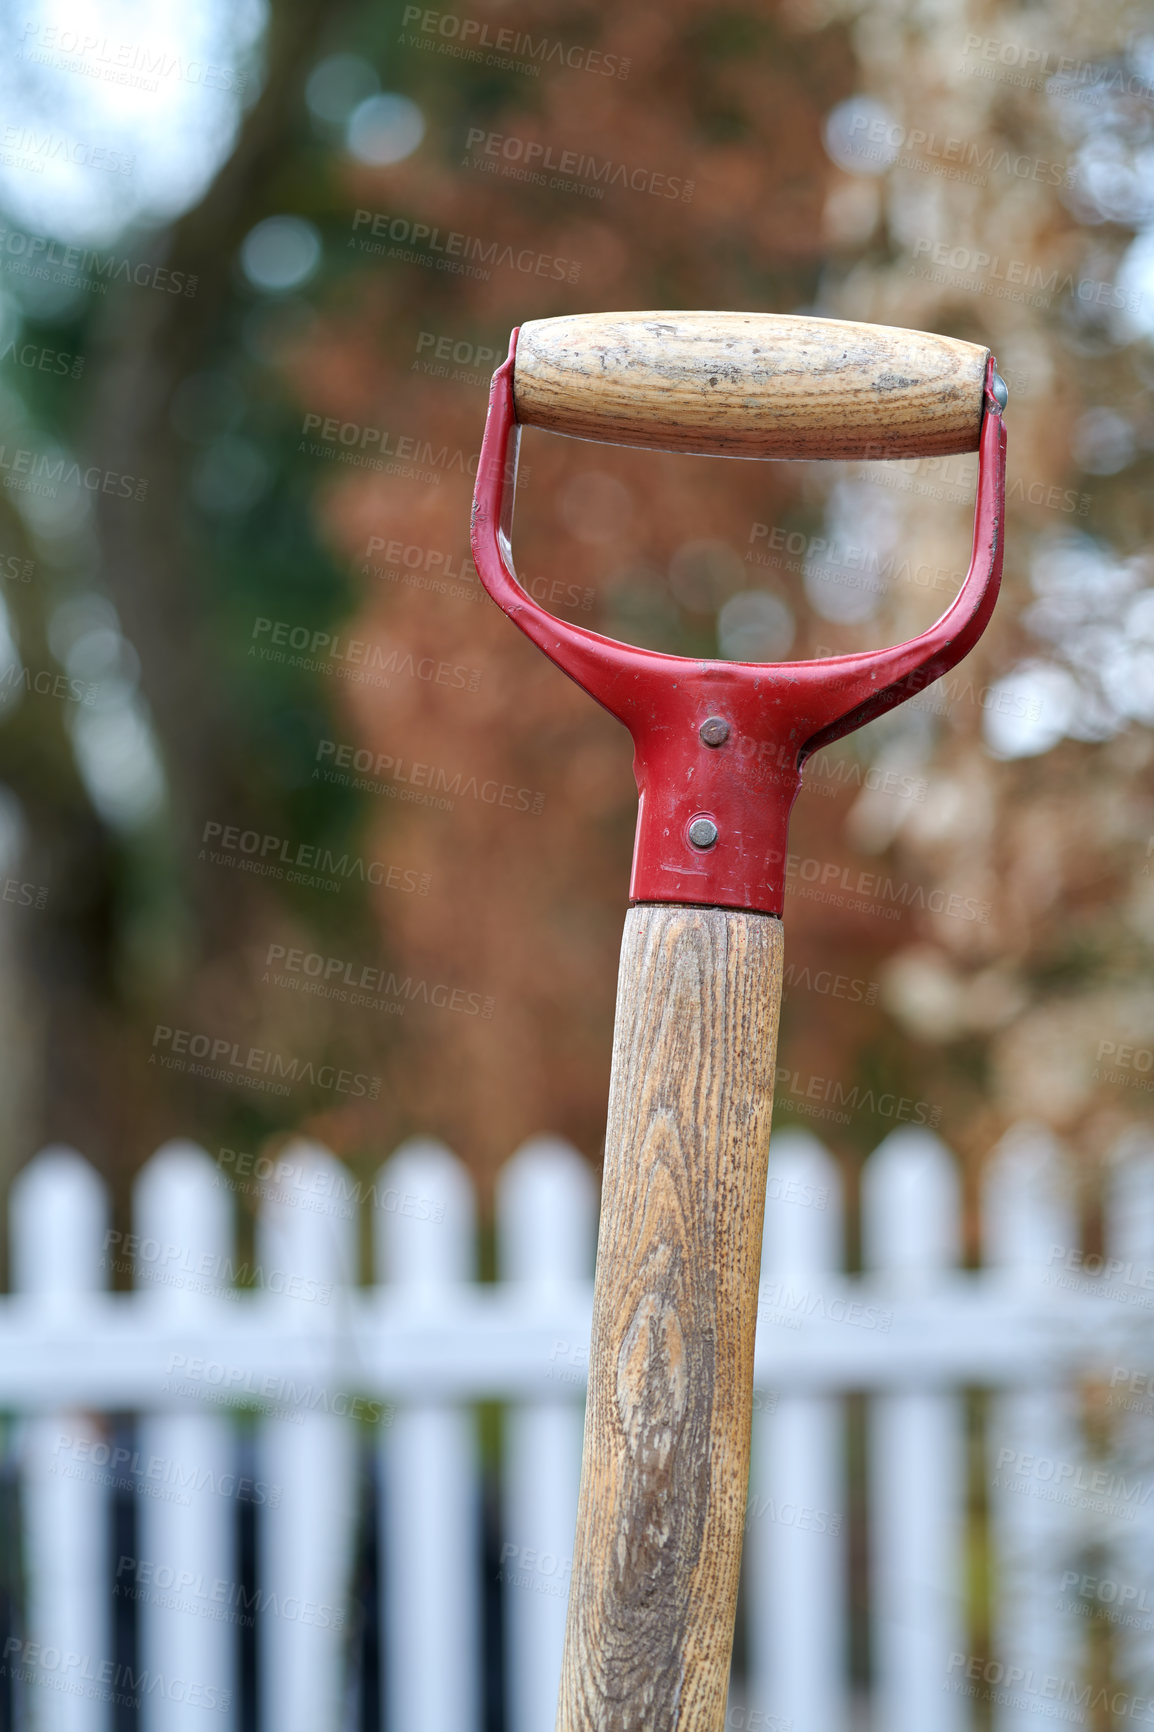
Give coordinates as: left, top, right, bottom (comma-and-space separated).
471, 330, 1006, 918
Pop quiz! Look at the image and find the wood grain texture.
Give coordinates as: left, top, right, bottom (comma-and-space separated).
515, 310, 988, 459
556, 904, 784, 1732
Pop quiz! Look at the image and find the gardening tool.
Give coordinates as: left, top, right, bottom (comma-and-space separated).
469, 311, 1006, 1731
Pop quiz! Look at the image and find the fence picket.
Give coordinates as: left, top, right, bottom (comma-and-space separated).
133, 1140, 236, 1731
1103, 1131, 1154, 1703
983, 1122, 1084, 1732
255, 1140, 358, 1732
376, 1137, 479, 1732
863, 1127, 965, 1732
10, 1147, 109, 1732
747, 1128, 847, 1732
496, 1136, 595, 1732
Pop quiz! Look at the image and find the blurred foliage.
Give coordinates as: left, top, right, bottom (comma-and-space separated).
0, 0, 1148, 1230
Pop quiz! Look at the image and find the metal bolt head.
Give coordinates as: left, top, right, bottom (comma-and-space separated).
688, 816, 719, 850
699, 716, 730, 747
991, 372, 1009, 413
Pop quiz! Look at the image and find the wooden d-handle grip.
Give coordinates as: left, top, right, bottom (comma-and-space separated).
557, 904, 783, 1732
514, 310, 989, 460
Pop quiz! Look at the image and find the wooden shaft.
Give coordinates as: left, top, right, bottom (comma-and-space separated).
557, 903, 784, 1732
515, 310, 988, 459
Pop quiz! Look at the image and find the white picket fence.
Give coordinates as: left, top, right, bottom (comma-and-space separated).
2, 1123, 1153, 1732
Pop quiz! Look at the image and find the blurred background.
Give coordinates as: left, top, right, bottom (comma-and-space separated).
0, 0, 1153, 1726
0, 0, 1151, 1212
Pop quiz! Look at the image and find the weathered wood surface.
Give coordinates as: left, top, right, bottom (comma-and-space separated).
515, 310, 988, 459
556, 904, 784, 1732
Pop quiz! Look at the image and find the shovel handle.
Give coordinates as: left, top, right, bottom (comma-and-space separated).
557, 903, 783, 1732
514, 310, 988, 459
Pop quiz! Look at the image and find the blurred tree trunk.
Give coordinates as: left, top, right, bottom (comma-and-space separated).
33, 0, 346, 1161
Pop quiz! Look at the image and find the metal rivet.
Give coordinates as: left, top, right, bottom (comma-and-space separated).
991, 372, 1009, 413
699, 717, 730, 747
688, 817, 719, 850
